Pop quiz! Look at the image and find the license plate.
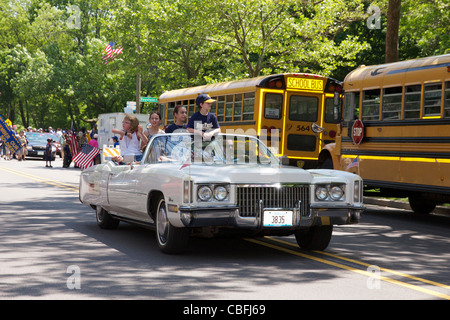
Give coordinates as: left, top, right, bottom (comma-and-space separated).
263, 210, 293, 227
37, 151, 44, 156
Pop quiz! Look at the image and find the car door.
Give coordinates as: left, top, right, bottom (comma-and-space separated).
106, 165, 139, 220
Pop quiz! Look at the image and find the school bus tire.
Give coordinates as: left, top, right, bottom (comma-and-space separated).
408, 193, 436, 215
318, 157, 333, 169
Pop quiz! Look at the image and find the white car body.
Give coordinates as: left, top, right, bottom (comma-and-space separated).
80, 133, 364, 253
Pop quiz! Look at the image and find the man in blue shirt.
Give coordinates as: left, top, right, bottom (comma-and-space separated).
187, 93, 221, 140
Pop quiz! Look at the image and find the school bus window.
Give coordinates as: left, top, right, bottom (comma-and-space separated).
404, 85, 421, 119
324, 98, 340, 124
382, 87, 402, 120
159, 103, 166, 124
264, 93, 283, 119
289, 95, 318, 122
188, 99, 195, 118
344, 92, 360, 121
423, 83, 442, 117
445, 82, 450, 117
217, 96, 225, 122
210, 97, 217, 115
225, 94, 234, 122
234, 93, 242, 121
243, 92, 255, 121
168, 101, 176, 123
287, 134, 316, 152
362, 89, 380, 121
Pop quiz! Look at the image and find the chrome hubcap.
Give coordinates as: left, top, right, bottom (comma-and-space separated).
157, 203, 169, 244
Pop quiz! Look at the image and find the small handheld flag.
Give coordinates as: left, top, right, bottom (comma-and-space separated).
73, 144, 100, 169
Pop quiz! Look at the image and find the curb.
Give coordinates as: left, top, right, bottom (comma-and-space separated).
363, 197, 450, 215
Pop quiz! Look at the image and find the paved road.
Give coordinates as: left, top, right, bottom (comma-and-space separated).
1, 157, 450, 302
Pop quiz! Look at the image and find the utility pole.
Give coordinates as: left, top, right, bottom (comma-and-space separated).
136, 72, 141, 113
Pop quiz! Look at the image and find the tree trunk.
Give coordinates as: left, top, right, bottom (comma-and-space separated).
385, 0, 402, 63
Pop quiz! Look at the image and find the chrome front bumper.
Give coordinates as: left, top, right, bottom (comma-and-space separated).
178, 205, 363, 228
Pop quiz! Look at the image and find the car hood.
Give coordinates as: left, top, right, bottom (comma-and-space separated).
182, 164, 314, 184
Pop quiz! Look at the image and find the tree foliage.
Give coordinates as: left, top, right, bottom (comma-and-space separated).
0, 0, 448, 129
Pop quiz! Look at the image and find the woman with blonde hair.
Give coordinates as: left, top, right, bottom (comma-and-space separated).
112, 114, 148, 162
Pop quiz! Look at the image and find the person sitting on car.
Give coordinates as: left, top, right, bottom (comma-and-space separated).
112, 114, 148, 163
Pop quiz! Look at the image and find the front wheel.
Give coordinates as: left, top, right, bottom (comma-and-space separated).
295, 225, 333, 251
155, 196, 189, 254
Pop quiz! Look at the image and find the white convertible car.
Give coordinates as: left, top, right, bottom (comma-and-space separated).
79, 133, 364, 254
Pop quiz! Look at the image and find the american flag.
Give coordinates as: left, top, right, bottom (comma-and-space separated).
346, 156, 359, 170
73, 144, 100, 169
179, 160, 191, 170
68, 132, 78, 158
102, 42, 123, 64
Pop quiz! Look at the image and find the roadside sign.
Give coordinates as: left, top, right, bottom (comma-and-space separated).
126, 101, 136, 110
0, 115, 21, 153
351, 119, 364, 145
141, 97, 158, 103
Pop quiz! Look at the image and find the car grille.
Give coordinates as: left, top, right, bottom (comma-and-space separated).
236, 185, 310, 217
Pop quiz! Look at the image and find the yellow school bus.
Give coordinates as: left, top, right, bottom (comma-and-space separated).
158, 73, 342, 168
319, 54, 450, 213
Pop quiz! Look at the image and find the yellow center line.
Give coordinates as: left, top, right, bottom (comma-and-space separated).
0, 165, 79, 192
269, 237, 450, 291
246, 238, 450, 300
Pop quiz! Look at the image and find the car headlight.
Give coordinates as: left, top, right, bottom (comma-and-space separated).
315, 184, 345, 201
198, 185, 212, 201
315, 186, 328, 201
197, 184, 229, 202
329, 185, 344, 201
213, 185, 228, 201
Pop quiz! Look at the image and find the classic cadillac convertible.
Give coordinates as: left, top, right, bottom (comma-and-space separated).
79, 133, 364, 254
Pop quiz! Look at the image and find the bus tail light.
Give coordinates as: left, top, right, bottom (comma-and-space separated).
329, 130, 336, 138
268, 80, 283, 88
260, 75, 286, 89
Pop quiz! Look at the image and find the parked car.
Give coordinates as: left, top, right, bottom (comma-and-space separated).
79, 133, 364, 254
26, 132, 56, 161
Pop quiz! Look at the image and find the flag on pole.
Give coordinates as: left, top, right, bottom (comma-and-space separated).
102, 42, 123, 64
73, 144, 100, 169
346, 156, 359, 170
68, 132, 78, 158
179, 160, 191, 170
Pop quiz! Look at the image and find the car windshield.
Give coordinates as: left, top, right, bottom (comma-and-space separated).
26, 133, 50, 143
145, 134, 279, 166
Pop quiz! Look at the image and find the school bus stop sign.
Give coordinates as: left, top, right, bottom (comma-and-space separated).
351, 119, 364, 145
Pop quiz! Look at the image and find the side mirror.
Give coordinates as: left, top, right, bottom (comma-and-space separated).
311, 123, 325, 134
